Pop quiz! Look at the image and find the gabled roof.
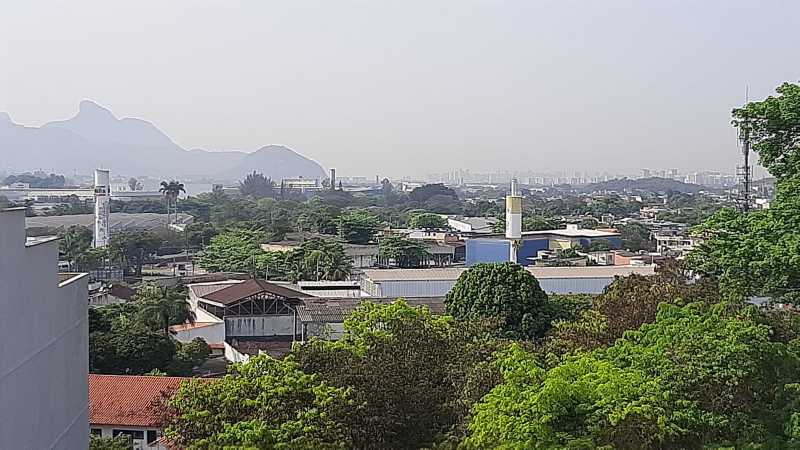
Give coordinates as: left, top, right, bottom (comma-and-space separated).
201, 278, 308, 305
89, 375, 191, 427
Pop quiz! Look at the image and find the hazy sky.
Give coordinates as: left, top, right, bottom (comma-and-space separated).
1, 1, 798, 178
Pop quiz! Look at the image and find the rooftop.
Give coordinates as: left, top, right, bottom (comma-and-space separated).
88, 374, 193, 427
362, 265, 655, 282
522, 226, 620, 238
200, 278, 309, 305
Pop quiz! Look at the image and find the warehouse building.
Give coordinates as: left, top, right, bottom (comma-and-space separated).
361, 265, 655, 297
465, 224, 621, 266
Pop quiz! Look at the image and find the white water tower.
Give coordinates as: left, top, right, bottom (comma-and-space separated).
505, 178, 522, 263
93, 169, 110, 248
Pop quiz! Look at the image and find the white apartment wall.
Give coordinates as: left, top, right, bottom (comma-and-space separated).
173, 322, 225, 345
0, 208, 89, 450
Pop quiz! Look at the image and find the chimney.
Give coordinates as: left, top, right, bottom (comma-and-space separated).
330, 168, 336, 191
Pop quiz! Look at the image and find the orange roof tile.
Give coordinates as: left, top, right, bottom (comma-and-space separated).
89, 374, 190, 427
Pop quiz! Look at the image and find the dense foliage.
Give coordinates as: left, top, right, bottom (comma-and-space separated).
337, 209, 380, 244
466, 302, 800, 449
239, 171, 276, 199
445, 262, 556, 339
688, 83, 800, 303
162, 356, 354, 449
89, 286, 209, 376
377, 234, 430, 268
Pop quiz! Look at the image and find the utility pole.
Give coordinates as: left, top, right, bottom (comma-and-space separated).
737, 87, 752, 213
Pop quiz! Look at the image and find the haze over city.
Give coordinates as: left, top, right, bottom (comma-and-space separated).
2, 1, 798, 177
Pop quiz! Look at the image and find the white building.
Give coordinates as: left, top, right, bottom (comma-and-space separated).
0, 207, 89, 450
361, 265, 656, 297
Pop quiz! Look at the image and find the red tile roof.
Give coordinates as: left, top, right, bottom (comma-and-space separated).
201, 278, 308, 305
89, 374, 190, 427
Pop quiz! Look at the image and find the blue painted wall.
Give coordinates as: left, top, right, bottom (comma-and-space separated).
466, 238, 549, 267
516, 238, 549, 266
466, 239, 509, 266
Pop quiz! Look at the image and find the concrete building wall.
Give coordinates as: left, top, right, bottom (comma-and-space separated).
376, 280, 458, 298
173, 322, 225, 345
0, 208, 89, 450
466, 238, 548, 266
466, 239, 509, 266
224, 315, 295, 337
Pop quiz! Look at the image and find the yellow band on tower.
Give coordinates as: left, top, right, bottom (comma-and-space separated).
506, 197, 521, 214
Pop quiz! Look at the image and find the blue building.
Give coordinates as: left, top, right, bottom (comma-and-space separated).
466, 237, 549, 266
465, 225, 621, 267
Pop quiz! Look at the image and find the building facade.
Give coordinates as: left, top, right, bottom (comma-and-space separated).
0, 208, 89, 450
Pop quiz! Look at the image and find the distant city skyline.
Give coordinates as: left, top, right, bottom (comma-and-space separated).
2, 1, 798, 177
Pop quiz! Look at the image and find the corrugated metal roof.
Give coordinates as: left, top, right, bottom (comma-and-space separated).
202, 279, 308, 305
188, 281, 242, 299
362, 265, 656, 282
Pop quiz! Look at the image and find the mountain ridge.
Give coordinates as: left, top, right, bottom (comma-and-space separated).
1, 100, 327, 181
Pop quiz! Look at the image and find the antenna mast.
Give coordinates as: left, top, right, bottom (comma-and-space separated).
736, 87, 752, 213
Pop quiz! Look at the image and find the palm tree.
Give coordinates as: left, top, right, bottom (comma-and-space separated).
159, 180, 186, 224
138, 287, 195, 335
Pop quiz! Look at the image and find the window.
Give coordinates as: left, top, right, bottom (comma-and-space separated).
90, 428, 102, 436
112, 429, 144, 440
147, 430, 158, 445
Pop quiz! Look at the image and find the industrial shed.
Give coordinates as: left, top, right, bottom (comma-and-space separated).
360, 265, 656, 297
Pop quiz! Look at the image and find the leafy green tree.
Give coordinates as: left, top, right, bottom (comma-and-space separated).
578, 217, 598, 229
543, 263, 720, 355
407, 212, 446, 229
159, 180, 185, 224
409, 183, 458, 203
89, 323, 177, 375
108, 230, 161, 276
161, 356, 353, 449
585, 239, 612, 252
283, 238, 353, 282
238, 171, 276, 199
378, 234, 430, 268
178, 223, 212, 250
732, 82, 800, 181
59, 225, 93, 270
198, 229, 270, 274
89, 434, 133, 450
616, 222, 654, 252
337, 209, 379, 244
293, 301, 502, 449
445, 262, 554, 339
465, 302, 800, 449
135, 284, 195, 335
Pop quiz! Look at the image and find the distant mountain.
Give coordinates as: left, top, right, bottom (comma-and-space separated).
580, 177, 706, 194
0, 100, 327, 181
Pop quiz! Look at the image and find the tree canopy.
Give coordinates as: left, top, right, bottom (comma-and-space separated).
239, 171, 276, 199
445, 262, 555, 339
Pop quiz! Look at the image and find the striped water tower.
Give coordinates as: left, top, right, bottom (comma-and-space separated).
505, 178, 522, 263
93, 169, 111, 248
